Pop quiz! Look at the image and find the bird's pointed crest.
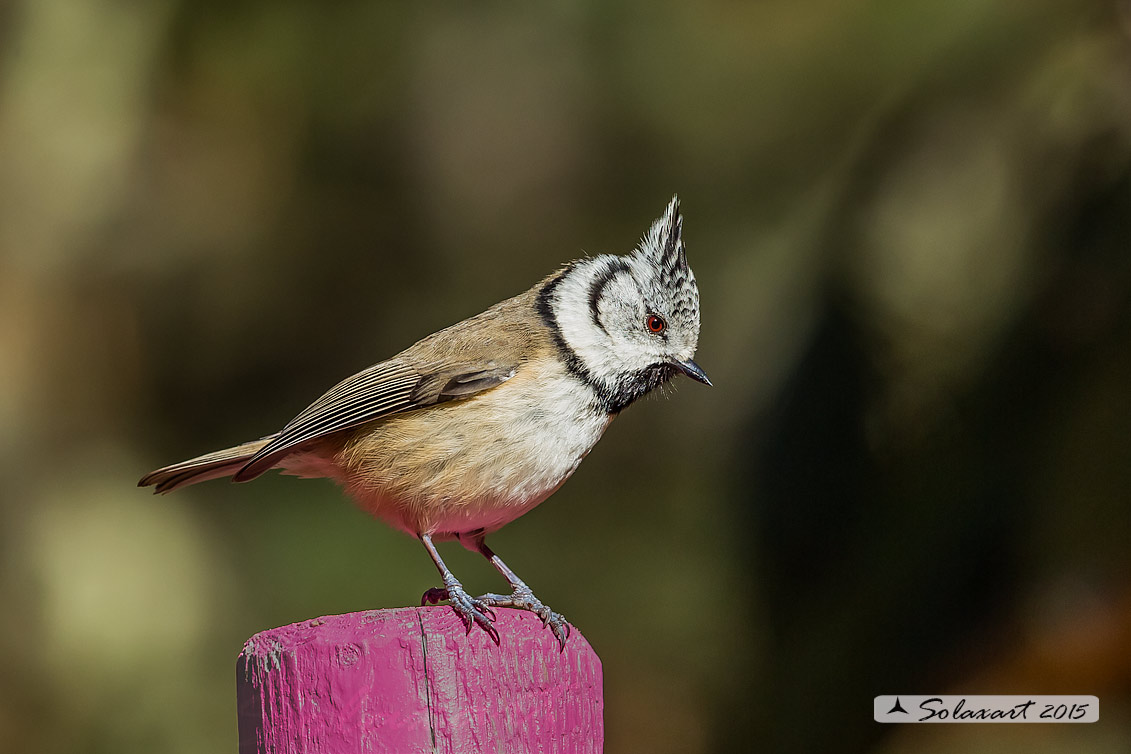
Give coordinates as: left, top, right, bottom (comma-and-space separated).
639, 195, 686, 277
630, 195, 698, 333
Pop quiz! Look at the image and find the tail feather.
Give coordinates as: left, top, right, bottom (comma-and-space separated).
139, 435, 278, 494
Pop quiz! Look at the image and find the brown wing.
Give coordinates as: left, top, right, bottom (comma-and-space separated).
232, 359, 517, 481
234, 282, 547, 482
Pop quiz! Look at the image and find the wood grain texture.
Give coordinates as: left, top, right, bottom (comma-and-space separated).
236, 607, 603, 754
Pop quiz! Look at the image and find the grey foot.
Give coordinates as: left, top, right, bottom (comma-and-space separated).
477, 585, 570, 651
422, 577, 499, 645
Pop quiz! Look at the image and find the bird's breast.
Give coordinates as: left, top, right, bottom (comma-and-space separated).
330, 361, 612, 537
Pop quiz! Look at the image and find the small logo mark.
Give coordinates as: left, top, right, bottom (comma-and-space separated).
887, 698, 909, 715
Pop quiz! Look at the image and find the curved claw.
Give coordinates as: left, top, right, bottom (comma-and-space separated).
480, 618, 501, 646
422, 583, 500, 645
476, 584, 571, 649
455, 594, 499, 645
549, 618, 570, 653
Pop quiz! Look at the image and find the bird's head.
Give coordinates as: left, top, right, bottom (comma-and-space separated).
540, 196, 709, 413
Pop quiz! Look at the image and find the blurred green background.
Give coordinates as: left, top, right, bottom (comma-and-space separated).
2, 1, 1131, 752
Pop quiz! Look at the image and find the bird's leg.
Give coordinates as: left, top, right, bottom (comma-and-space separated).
468, 534, 570, 650
419, 533, 499, 644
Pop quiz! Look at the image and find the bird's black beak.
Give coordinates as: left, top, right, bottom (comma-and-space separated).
672, 359, 712, 386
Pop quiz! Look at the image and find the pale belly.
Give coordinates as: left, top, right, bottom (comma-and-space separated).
284, 369, 612, 538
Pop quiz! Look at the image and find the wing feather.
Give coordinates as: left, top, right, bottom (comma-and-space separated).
232, 359, 517, 481
233, 361, 418, 480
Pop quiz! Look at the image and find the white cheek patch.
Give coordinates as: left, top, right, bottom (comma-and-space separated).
551, 258, 655, 387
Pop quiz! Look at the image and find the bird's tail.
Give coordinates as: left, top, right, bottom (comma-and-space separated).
138, 435, 279, 494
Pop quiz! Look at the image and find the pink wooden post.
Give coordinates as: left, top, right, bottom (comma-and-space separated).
236, 606, 603, 753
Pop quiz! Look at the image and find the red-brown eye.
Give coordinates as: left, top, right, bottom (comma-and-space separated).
646, 314, 666, 334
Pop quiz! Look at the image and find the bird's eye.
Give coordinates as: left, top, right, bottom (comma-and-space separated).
645, 314, 667, 334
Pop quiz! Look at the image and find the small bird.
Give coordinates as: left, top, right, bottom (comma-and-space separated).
139, 196, 709, 648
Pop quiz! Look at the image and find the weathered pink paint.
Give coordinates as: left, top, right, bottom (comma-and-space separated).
236, 607, 603, 753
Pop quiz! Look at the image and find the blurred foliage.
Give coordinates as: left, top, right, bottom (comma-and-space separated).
2, 1, 1131, 752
